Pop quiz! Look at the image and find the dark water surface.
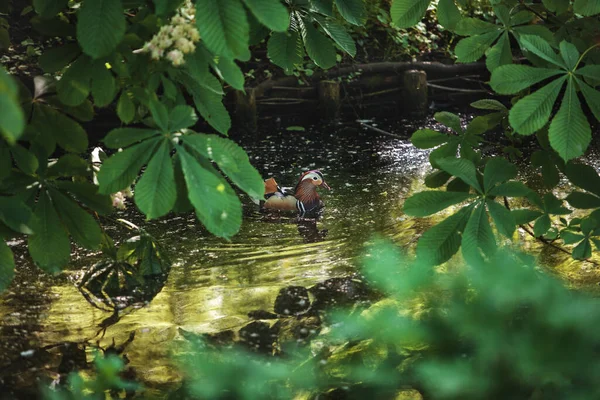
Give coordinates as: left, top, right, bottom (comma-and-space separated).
1, 117, 599, 395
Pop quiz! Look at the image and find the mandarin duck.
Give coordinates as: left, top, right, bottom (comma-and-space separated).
262, 170, 330, 215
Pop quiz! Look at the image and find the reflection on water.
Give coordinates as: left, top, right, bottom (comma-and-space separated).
1, 117, 599, 394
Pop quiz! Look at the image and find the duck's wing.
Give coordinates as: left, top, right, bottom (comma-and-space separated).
264, 177, 283, 197
263, 194, 298, 211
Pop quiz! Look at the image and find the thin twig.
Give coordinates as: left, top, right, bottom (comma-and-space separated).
357, 121, 405, 139
359, 87, 403, 98
427, 82, 491, 94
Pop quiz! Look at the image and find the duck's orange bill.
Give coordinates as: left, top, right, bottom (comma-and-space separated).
321, 181, 331, 190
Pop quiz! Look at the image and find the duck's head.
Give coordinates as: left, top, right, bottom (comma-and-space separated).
299, 170, 330, 190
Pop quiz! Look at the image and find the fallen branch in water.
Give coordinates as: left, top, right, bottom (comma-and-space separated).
357, 121, 406, 139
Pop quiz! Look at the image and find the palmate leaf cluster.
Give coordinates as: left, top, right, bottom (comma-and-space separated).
400, 0, 600, 265
0, 0, 365, 292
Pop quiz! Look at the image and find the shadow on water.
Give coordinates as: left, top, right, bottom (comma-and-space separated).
1, 116, 600, 395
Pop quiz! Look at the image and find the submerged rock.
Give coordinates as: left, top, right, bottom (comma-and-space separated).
238, 321, 278, 353
273, 286, 311, 316
309, 277, 374, 310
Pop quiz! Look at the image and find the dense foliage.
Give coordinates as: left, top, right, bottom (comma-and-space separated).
2, 0, 600, 397
400, 0, 600, 265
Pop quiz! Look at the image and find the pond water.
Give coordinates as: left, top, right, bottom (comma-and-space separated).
1, 116, 599, 396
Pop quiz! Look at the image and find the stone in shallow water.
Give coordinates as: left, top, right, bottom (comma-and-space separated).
309, 277, 373, 310
273, 286, 311, 316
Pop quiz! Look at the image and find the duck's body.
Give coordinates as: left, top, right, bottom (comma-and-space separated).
262, 170, 330, 215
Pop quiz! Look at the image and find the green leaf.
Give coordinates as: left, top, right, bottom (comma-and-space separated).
28, 190, 71, 272
542, 0, 570, 14
312, 0, 333, 15
178, 73, 231, 135
429, 142, 458, 169
177, 146, 242, 239
404, 191, 474, 217
509, 75, 567, 135
39, 44, 81, 73
135, 140, 176, 219
488, 181, 531, 197
334, 0, 364, 25
103, 128, 160, 149
10, 145, 39, 175
0, 240, 14, 292
301, 21, 337, 69
50, 188, 102, 250
416, 204, 473, 265
543, 192, 570, 215
77, 0, 125, 59
493, 4, 510, 26
213, 58, 245, 91
0, 68, 25, 144
56, 182, 113, 215
391, 0, 430, 29
577, 79, 600, 122
411, 129, 448, 149
455, 31, 501, 63
117, 92, 135, 124
437, 0, 461, 31
512, 25, 555, 43
315, 16, 356, 57
195, 0, 249, 59
242, 0, 289, 32
565, 163, 600, 197
512, 209, 543, 225
267, 31, 304, 74
34, 104, 88, 153
425, 170, 452, 188
91, 65, 117, 107
573, 238, 592, 259
560, 230, 585, 245
566, 192, 600, 209
169, 106, 198, 131
46, 154, 90, 178
56, 56, 91, 106
33, 0, 67, 18
486, 31, 512, 72
483, 157, 516, 191
0, 196, 35, 235
486, 199, 515, 238
462, 201, 496, 265
437, 158, 482, 193
548, 78, 591, 161
531, 150, 559, 188
470, 99, 507, 111
533, 214, 551, 237
519, 34, 566, 69
434, 111, 462, 133
576, 65, 600, 82
97, 137, 160, 194
454, 17, 498, 35
559, 41, 580, 70
574, 0, 600, 16
490, 65, 564, 95
149, 98, 169, 132
182, 134, 264, 200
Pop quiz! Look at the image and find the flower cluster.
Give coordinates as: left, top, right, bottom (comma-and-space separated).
111, 187, 133, 210
136, 0, 200, 66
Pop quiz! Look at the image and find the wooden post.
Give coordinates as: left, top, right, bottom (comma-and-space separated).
235, 88, 257, 132
318, 80, 340, 120
403, 70, 428, 116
